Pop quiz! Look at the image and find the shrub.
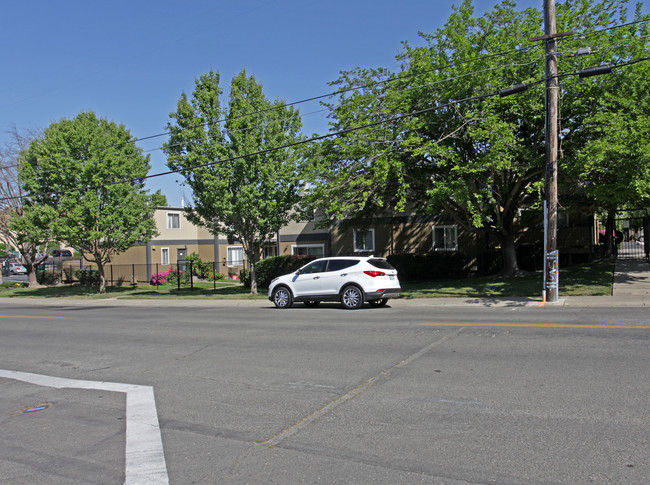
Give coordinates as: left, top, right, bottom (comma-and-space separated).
36, 270, 61, 285
386, 252, 471, 281
74, 268, 101, 286
150, 271, 169, 285
63, 267, 76, 284
166, 268, 188, 286
241, 255, 318, 289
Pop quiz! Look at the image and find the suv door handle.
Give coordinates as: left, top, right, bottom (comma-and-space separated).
340, 273, 347, 276
313, 276, 320, 279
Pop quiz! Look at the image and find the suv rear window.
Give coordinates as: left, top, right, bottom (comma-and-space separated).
368, 258, 395, 270
327, 259, 360, 272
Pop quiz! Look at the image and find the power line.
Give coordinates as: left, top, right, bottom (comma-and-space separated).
9, 53, 649, 206
10, 44, 541, 173
14, 52, 545, 177
5, 20, 647, 194
0, 77, 550, 203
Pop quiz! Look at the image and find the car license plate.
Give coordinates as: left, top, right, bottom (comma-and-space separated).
389, 275, 395, 280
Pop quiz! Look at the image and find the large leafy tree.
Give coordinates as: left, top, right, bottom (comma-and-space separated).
560, 2, 650, 255
19, 111, 162, 293
304, 0, 649, 275
164, 70, 303, 294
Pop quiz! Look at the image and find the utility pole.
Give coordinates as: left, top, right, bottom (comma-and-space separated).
530, 0, 570, 302
531, 1, 614, 302
543, 0, 560, 302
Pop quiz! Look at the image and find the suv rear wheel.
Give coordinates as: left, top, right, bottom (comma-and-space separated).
341, 285, 363, 310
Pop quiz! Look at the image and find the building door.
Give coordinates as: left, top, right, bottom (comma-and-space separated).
177, 248, 187, 271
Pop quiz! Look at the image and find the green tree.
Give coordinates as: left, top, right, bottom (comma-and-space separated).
0, 126, 53, 288
18, 111, 161, 293
304, 0, 649, 275
560, 2, 650, 256
164, 70, 303, 294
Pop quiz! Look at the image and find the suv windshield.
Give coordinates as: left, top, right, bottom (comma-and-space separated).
368, 258, 395, 270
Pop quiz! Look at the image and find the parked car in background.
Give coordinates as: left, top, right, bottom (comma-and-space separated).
8, 262, 27, 275
50, 249, 73, 258
269, 256, 401, 310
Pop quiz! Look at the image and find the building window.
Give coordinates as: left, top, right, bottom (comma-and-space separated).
167, 212, 180, 229
161, 248, 170, 265
432, 225, 458, 251
263, 244, 277, 259
291, 244, 325, 257
227, 246, 245, 267
353, 229, 375, 252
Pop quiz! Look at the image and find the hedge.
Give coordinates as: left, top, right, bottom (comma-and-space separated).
241, 255, 318, 289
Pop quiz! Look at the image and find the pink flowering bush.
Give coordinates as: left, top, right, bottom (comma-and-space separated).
150, 271, 170, 285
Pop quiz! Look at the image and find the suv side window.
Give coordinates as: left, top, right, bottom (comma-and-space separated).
301, 260, 328, 274
327, 259, 360, 272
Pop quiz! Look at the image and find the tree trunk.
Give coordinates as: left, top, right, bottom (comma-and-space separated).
249, 258, 257, 295
499, 233, 521, 276
26, 265, 41, 288
97, 259, 107, 294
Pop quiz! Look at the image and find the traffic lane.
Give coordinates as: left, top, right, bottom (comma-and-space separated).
1, 296, 649, 326
0, 304, 455, 483
1, 302, 649, 483
241, 325, 650, 484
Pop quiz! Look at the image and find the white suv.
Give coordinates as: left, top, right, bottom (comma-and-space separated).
268, 256, 401, 310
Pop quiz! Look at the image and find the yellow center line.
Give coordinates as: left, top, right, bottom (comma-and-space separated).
0, 315, 69, 320
422, 322, 650, 329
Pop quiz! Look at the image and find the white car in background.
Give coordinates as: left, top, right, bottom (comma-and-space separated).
9, 262, 27, 275
269, 256, 401, 310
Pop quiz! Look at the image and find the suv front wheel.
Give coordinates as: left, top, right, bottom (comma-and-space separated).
341, 285, 364, 310
272, 286, 293, 309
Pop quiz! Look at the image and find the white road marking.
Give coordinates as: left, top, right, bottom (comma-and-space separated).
0, 369, 168, 485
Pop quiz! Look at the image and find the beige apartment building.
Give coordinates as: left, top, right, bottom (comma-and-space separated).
109, 207, 330, 281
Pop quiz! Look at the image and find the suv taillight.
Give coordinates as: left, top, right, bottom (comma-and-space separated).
364, 270, 385, 277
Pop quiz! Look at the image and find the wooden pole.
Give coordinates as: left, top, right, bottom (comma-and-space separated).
544, 0, 560, 302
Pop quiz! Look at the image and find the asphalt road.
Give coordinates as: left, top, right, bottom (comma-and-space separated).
1, 299, 649, 484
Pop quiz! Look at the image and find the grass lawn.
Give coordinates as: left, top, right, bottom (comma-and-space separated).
0, 262, 614, 299
401, 261, 614, 298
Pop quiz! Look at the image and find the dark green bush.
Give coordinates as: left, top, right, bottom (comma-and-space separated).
241, 255, 318, 288
386, 252, 471, 281
36, 270, 61, 285
63, 267, 76, 284
74, 268, 101, 286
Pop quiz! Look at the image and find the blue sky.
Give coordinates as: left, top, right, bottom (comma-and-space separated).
1, 1, 646, 205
